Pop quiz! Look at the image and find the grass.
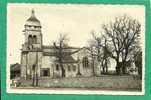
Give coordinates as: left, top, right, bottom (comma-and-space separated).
16, 75, 142, 91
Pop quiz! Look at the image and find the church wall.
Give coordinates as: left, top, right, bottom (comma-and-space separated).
64, 63, 78, 78
79, 59, 93, 77
21, 51, 43, 78
72, 48, 94, 77
49, 63, 79, 78
93, 59, 101, 76
37, 52, 43, 77
43, 48, 54, 53
21, 48, 101, 79
53, 63, 62, 78
27, 52, 37, 76
21, 53, 27, 78
41, 56, 55, 78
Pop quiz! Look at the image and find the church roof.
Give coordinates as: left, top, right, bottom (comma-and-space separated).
71, 47, 91, 54
27, 16, 40, 22
42, 45, 80, 49
25, 9, 41, 27
55, 55, 77, 63
42, 45, 79, 63
42, 45, 80, 56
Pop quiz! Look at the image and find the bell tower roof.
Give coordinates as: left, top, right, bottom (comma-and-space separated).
25, 9, 41, 27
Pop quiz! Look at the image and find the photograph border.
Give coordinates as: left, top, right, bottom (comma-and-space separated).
1, 0, 151, 100
6, 3, 145, 95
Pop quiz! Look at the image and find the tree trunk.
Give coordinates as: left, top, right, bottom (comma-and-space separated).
77, 62, 81, 76
116, 61, 120, 75
101, 59, 105, 74
92, 60, 95, 76
102, 67, 105, 74
122, 66, 126, 74
138, 65, 142, 79
114, 53, 121, 75
105, 66, 108, 74
122, 50, 128, 74
105, 59, 108, 74
32, 69, 35, 86
122, 61, 126, 74
135, 61, 142, 79
99, 64, 102, 75
36, 73, 38, 86
60, 64, 65, 77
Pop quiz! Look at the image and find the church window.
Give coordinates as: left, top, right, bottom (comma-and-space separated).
82, 57, 89, 68
28, 25, 32, 28
40, 68, 50, 77
32, 64, 36, 71
33, 35, 37, 44
28, 35, 32, 44
73, 65, 76, 71
68, 65, 71, 71
56, 64, 59, 71
43, 70, 49, 76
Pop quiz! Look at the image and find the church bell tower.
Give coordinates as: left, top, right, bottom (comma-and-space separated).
21, 9, 43, 79
24, 9, 42, 49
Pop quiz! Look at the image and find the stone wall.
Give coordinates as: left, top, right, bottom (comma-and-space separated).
21, 51, 43, 78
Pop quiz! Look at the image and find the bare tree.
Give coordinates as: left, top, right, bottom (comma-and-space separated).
88, 31, 102, 75
103, 15, 141, 74
101, 36, 110, 74
88, 31, 111, 74
53, 34, 69, 77
88, 45, 96, 76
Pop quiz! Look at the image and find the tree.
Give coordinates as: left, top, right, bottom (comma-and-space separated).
134, 50, 142, 79
88, 31, 111, 74
101, 37, 111, 74
53, 34, 69, 77
88, 45, 96, 76
103, 15, 141, 74
88, 31, 102, 75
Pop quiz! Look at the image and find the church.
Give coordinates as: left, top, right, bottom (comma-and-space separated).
20, 10, 101, 79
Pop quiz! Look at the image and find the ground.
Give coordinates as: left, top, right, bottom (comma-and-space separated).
12, 75, 142, 91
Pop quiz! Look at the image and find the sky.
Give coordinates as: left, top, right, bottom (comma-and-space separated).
7, 4, 145, 67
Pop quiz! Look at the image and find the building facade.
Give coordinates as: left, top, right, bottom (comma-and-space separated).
20, 10, 101, 79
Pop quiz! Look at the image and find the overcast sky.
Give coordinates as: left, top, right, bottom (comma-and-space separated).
7, 4, 145, 66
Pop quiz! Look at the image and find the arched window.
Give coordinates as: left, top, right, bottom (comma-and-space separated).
82, 57, 89, 68
33, 35, 37, 44
28, 35, 32, 44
